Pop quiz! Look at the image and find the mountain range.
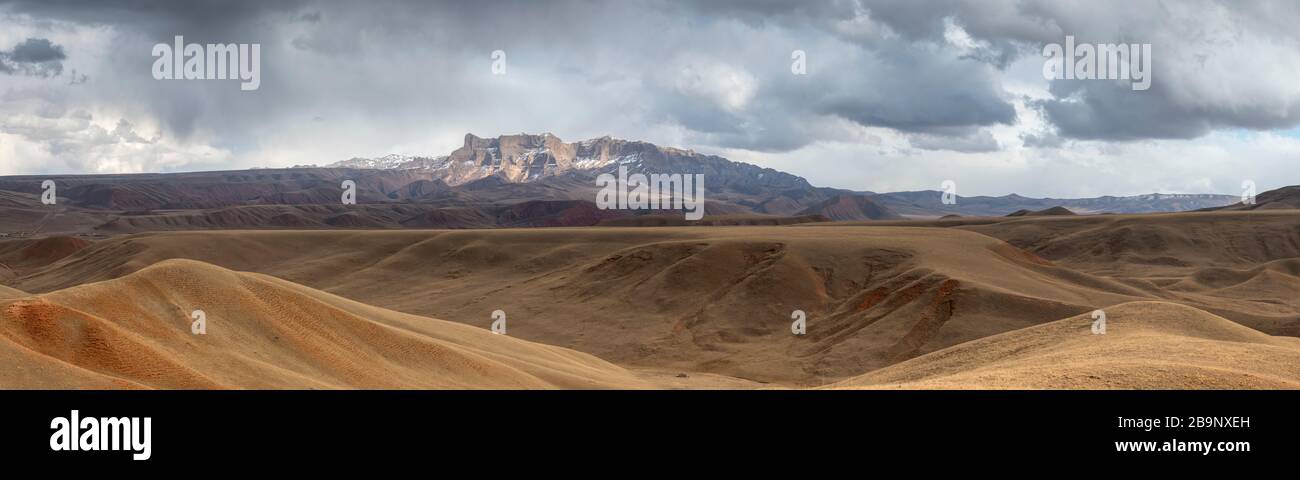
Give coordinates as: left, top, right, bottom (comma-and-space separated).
325, 132, 1240, 216
874, 190, 1238, 216
0, 132, 1250, 235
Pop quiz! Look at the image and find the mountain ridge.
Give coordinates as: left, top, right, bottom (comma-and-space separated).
327, 133, 813, 192
328, 133, 1239, 216
0, 132, 1258, 236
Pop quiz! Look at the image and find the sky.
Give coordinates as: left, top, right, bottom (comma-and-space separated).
1, 0, 1300, 197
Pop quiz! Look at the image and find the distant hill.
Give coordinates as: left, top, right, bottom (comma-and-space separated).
797, 195, 901, 221
875, 190, 1237, 217
1207, 186, 1300, 211
1006, 206, 1076, 217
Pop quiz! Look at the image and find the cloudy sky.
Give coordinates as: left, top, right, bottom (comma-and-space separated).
2, 0, 1299, 197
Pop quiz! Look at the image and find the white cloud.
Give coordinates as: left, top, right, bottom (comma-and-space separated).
663, 55, 757, 113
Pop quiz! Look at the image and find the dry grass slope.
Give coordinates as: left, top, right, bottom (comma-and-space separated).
0, 285, 26, 300
0, 259, 655, 389
5, 210, 1300, 389
6, 227, 1152, 385
831, 301, 1300, 389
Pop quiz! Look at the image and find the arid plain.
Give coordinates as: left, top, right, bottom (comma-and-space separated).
4, 208, 1300, 389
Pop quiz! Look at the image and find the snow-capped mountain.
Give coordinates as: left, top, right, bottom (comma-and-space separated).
329, 154, 449, 171
327, 133, 810, 191
321, 133, 1240, 217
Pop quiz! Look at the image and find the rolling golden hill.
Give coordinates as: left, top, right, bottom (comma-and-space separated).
0, 259, 660, 389
830, 301, 1300, 389
4, 210, 1300, 389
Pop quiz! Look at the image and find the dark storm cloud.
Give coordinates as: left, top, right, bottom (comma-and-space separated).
908, 129, 1000, 153
946, 0, 1300, 141
1, 0, 309, 141
2, 0, 1299, 172
810, 63, 1017, 134
0, 37, 66, 76
0, 0, 1023, 154
1032, 81, 1230, 141
683, 0, 1300, 142
9, 37, 64, 62
0, 0, 305, 38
